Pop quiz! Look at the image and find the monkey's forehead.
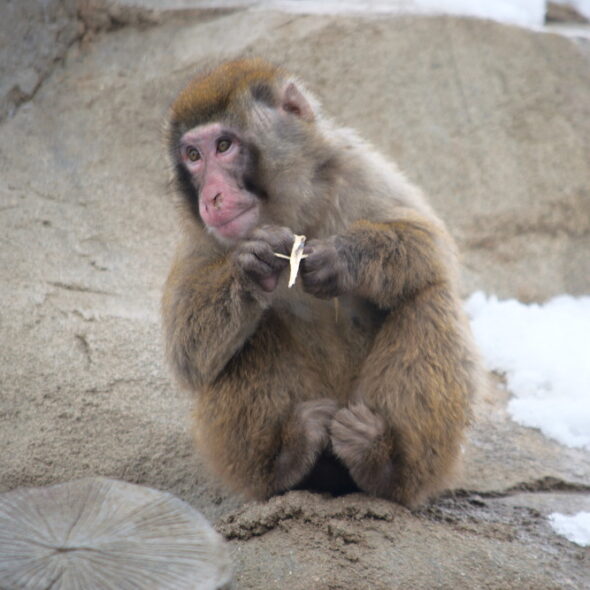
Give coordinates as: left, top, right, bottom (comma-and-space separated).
170, 58, 283, 130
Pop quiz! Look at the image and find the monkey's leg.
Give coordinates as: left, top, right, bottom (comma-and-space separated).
331, 284, 476, 507
195, 390, 339, 499
191, 313, 341, 499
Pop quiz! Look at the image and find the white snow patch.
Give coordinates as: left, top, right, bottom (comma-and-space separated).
124, 1, 590, 27
414, 0, 547, 25
465, 292, 590, 450
549, 512, 590, 546
265, 0, 548, 26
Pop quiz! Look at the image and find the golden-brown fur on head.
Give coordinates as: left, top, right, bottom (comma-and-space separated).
170, 58, 283, 131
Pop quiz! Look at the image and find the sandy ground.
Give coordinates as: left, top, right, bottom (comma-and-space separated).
1, 2, 589, 588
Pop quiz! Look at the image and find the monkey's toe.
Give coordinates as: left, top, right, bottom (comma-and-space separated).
332, 404, 385, 441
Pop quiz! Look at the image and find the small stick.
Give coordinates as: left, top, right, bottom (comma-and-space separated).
274, 234, 308, 288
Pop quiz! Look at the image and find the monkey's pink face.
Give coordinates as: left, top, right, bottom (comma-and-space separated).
180, 123, 260, 243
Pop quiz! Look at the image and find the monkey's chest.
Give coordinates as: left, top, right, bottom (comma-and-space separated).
271, 289, 383, 393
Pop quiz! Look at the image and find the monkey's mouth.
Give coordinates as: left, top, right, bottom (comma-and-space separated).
212, 205, 259, 240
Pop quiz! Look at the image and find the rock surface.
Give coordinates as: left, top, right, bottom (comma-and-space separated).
1, 3, 589, 588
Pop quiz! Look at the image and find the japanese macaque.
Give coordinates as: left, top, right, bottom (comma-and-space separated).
162, 58, 481, 507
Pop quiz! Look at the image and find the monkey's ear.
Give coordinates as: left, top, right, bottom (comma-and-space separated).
281, 82, 315, 123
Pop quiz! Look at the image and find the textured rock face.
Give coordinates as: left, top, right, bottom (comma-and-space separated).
0, 6, 589, 589
0, 0, 80, 121
0, 0, 157, 122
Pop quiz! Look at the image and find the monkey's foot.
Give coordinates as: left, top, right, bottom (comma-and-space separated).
273, 398, 339, 492
331, 403, 394, 495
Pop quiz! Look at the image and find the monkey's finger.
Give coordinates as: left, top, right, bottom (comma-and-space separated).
294, 399, 338, 449
301, 254, 330, 273
236, 244, 281, 279
251, 225, 295, 257
302, 239, 321, 259
332, 405, 386, 441
235, 252, 272, 278
245, 239, 288, 270
330, 416, 374, 456
301, 242, 338, 272
297, 398, 339, 425
235, 250, 281, 293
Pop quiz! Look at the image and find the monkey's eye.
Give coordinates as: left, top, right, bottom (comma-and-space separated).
217, 139, 232, 153
185, 146, 200, 162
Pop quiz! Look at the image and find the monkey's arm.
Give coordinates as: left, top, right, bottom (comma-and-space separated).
162, 256, 264, 390
302, 208, 452, 308
162, 228, 293, 389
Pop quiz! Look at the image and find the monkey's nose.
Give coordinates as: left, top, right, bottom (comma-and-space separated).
212, 193, 223, 210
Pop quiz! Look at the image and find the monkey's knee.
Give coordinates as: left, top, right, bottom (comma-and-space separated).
331, 401, 466, 506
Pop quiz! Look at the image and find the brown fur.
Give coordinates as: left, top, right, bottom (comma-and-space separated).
162, 58, 482, 507
171, 58, 280, 127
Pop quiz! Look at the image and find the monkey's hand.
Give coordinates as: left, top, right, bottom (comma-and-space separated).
233, 225, 294, 293
331, 403, 395, 496
300, 237, 354, 299
274, 398, 339, 492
